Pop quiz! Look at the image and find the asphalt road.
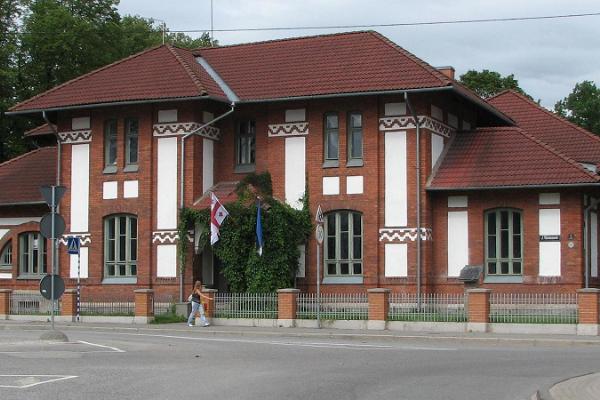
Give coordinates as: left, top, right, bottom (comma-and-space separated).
0, 325, 599, 400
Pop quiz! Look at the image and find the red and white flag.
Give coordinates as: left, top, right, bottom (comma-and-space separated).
210, 192, 229, 245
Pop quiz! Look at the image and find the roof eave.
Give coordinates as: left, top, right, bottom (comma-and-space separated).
0, 201, 48, 207
427, 182, 600, 191
450, 85, 515, 125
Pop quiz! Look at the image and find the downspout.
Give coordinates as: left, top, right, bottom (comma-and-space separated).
584, 194, 595, 288
405, 92, 422, 307
178, 103, 235, 301
43, 111, 61, 275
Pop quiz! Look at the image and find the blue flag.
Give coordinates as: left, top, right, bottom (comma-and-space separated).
256, 200, 264, 256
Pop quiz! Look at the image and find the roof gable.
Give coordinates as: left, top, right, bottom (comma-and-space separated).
488, 90, 600, 165
0, 147, 57, 205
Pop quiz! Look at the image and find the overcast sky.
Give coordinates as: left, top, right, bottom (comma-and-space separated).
118, 0, 600, 109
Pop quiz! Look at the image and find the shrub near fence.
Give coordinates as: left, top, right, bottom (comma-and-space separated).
490, 293, 578, 324
214, 293, 278, 319
297, 293, 368, 320
388, 293, 466, 322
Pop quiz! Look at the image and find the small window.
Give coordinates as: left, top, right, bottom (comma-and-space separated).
0, 242, 12, 269
104, 215, 137, 278
485, 209, 523, 276
347, 112, 363, 165
324, 113, 339, 165
235, 120, 256, 171
18, 233, 47, 277
324, 211, 363, 277
104, 119, 117, 170
125, 118, 139, 167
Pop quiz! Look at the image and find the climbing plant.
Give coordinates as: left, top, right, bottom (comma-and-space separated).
178, 172, 312, 293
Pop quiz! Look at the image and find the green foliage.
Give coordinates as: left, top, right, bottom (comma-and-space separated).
555, 80, 600, 136
179, 172, 312, 293
459, 69, 532, 99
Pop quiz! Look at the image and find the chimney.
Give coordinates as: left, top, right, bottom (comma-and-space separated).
436, 66, 455, 80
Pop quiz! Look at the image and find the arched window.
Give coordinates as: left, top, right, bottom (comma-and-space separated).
104, 215, 137, 278
19, 233, 47, 277
0, 242, 12, 269
485, 209, 523, 276
324, 211, 363, 276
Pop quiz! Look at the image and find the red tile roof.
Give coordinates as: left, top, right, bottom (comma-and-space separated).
428, 127, 600, 190
193, 182, 240, 209
24, 123, 56, 137
10, 45, 222, 113
488, 90, 600, 165
0, 147, 57, 205
196, 31, 451, 101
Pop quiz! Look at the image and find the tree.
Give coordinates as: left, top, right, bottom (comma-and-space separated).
459, 69, 531, 99
555, 81, 600, 136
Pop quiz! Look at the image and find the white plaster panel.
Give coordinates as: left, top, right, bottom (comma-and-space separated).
385, 102, 406, 116
71, 116, 90, 130
202, 138, 214, 193
448, 196, 468, 208
539, 242, 561, 276
202, 111, 214, 123
431, 133, 444, 168
539, 193, 560, 205
70, 144, 89, 232
285, 137, 305, 209
285, 108, 306, 122
123, 180, 139, 198
385, 243, 407, 277
158, 109, 178, 123
0, 229, 8, 241
296, 244, 306, 278
346, 176, 364, 195
323, 177, 340, 196
157, 244, 177, 278
431, 105, 443, 121
69, 247, 89, 279
157, 137, 178, 230
102, 181, 118, 200
448, 211, 469, 277
447, 113, 458, 129
0, 273, 11, 279
0, 217, 41, 226
592, 211, 598, 278
539, 209, 561, 235
385, 131, 407, 226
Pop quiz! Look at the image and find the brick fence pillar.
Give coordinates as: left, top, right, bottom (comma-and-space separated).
367, 288, 390, 330
577, 288, 600, 336
61, 289, 77, 321
0, 289, 11, 319
277, 289, 299, 328
134, 289, 154, 324
201, 288, 217, 319
467, 288, 491, 333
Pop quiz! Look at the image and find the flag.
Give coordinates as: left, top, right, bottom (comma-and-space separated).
256, 199, 264, 256
210, 192, 229, 245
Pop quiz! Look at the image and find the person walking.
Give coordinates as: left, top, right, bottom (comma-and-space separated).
187, 281, 210, 327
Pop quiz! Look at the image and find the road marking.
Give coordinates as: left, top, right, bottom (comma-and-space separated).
0, 375, 77, 389
76, 340, 125, 353
0, 340, 125, 354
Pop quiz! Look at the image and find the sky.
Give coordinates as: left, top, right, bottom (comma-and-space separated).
117, 0, 600, 109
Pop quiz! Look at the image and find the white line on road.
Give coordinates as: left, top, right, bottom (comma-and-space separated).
0, 375, 78, 389
77, 340, 126, 353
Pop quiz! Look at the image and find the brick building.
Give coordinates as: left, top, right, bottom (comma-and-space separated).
2, 31, 600, 299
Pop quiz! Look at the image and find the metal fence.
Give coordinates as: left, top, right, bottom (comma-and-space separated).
388, 293, 466, 322
490, 293, 578, 324
153, 294, 177, 316
214, 293, 278, 319
10, 291, 59, 315
80, 293, 135, 316
297, 293, 369, 320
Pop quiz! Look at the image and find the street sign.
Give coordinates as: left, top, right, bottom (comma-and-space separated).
40, 274, 65, 300
40, 185, 67, 207
315, 224, 324, 244
40, 213, 66, 239
315, 205, 324, 224
66, 236, 81, 255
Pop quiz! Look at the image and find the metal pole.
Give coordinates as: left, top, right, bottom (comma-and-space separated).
50, 186, 55, 330
210, 0, 214, 44
316, 243, 321, 329
77, 251, 81, 322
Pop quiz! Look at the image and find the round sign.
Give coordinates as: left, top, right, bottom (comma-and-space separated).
315, 224, 324, 244
40, 213, 66, 239
39, 274, 65, 300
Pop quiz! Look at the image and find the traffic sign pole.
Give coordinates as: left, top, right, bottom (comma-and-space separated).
77, 251, 80, 322
315, 205, 324, 329
50, 186, 55, 331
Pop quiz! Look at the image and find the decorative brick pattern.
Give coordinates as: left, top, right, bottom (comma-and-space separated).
59, 233, 92, 246
268, 122, 309, 137
57, 130, 92, 144
379, 228, 432, 242
379, 116, 453, 137
153, 122, 221, 140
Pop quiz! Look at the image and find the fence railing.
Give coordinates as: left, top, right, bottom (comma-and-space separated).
297, 293, 368, 320
153, 294, 177, 316
490, 293, 578, 324
214, 293, 278, 319
10, 291, 59, 315
388, 293, 466, 322
80, 293, 135, 316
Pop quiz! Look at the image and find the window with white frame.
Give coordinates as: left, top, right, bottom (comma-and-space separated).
125, 118, 139, 167
104, 215, 137, 278
324, 211, 363, 276
235, 120, 256, 170
485, 209, 523, 275
324, 113, 339, 165
104, 119, 117, 170
0, 242, 12, 269
19, 233, 47, 276
347, 112, 363, 165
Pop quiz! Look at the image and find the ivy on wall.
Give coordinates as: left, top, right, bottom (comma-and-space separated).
178, 172, 312, 293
